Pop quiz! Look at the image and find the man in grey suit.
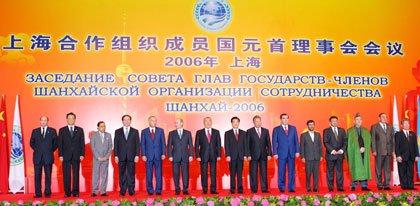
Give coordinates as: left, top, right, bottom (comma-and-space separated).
371, 113, 395, 190
90, 121, 113, 197
300, 120, 323, 192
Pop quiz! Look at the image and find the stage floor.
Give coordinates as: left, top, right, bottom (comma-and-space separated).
0, 186, 412, 202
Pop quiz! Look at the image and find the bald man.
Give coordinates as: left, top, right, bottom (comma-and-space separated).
30, 116, 58, 198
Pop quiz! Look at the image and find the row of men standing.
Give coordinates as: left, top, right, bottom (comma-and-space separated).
29, 112, 419, 198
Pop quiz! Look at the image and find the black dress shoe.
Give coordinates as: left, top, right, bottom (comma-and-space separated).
362, 187, 370, 191
73, 194, 79, 197
408, 187, 417, 190
156, 193, 162, 195
101, 193, 108, 197
262, 190, 270, 193
280, 189, 285, 193
251, 190, 257, 193
384, 187, 392, 190
148, 192, 153, 195
378, 187, 383, 190
238, 191, 244, 194
307, 189, 311, 192
183, 191, 190, 195
120, 193, 125, 197
91, 193, 97, 197
337, 188, 345, 192
210, 191, 218, 194
129, 193, 135, 196
351, 187, 356, 191
33, 195, 42, 198
64, 194, 71, 198
229, 191, 235, 194
313, 189, 318, 192
175, 191, 180, 195
289, 190, 295, 193
45, 195, 51, 198
202, 191, 207, 194
329, 189, 333, 192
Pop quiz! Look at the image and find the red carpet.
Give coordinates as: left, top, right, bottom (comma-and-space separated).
0, 186, 410, 202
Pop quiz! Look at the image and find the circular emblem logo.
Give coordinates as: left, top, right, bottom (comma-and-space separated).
194, 0, 232, 32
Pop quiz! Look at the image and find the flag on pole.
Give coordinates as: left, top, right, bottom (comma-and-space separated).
9, 95, 25, 194
0, 95, 9, 194
392, 95, 400, 186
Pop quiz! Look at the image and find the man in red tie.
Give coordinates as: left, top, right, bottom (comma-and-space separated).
247, 115, 272, 193
224, 117, 248, 194
195, 117, 221, 194
141, 116, 166, 195
395, 118, 419, 190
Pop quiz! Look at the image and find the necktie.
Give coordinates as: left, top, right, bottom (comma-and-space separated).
152, 128, 155, 141
125, 127, 128, 140
42, 127, 45, 138
334, 127, 338, 140
178, 130, 182, 139
285, 126, 288, 135
235, 129, 238, 141
101, 133, 104, 143
383, 124, 387, 132
70, 126, 74, 137
207, 129, 211, 143
406, 131, 410, 142
257, 128, 261, 138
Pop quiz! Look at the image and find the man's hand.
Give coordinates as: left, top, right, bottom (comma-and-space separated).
360, 147, 365, 153
59, 156, 63, 162
161, 155, 165, 160
115, 157, 119, 164
397, 156, 403, 163
332, 150, 337, 155
373, 152, 377, 156
274, 155, 278, 160
416, 157, 419, 162
217, 157, 221, 161
320, 157, 323, 161
302, 158, 305, 163
226, 156, 231, 162
197, 157, 201, 162
80, 156, 84, 161
169, 157, 173, 162
243, 156, 247, 161
267, 156, 272, 160
141, 156, 146, 162
189, 156, 193, 162
392, 152, 395, 156
295, 153, 300, 158
248, 156, 252, 161
339, 149, 344, 154
134, 156, 139, 163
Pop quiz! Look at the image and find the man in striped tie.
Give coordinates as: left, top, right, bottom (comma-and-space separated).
195, 117, 221, 194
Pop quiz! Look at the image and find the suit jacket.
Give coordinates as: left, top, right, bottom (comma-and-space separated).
272, 125, 300, 159
195, 128, 221, 162
90, 131, 113, 161
167, 129, 193, 162
224, 129, 247, 161
395, 130, 419, 161
141, 127, 166, 161
370, 123, 395, 156
114, 127, 140, 162
30, 127, 58, 165
247, 127, 272, 161
58, 126, 85, 161
300, 131, 323, 161
323, 127, 347, 160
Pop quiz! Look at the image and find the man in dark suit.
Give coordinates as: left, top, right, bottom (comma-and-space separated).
168, 118, 193, 195
58, 112, 85, 197
195, 117, 221, 194
300, 120, 323, 192
273, 113, 300, 193
114, 114, 140, 196
395, 118, 419, 190
323, 116, 347, 192
247, 115, 272, 193
371, 113, 395, 190
141, 116, 166, 195
224, 116, 247, 194
30, 116, 57, 198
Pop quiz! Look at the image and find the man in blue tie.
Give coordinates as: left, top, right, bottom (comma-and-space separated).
272, 113, 300, 193
141, 116, 166, 195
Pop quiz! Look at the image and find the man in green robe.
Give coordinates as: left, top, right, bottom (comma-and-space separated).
347, 113, 372, 191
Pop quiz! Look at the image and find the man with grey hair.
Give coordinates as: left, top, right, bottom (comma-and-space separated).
395, 118, 419, 190
90, 121, 112, 197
